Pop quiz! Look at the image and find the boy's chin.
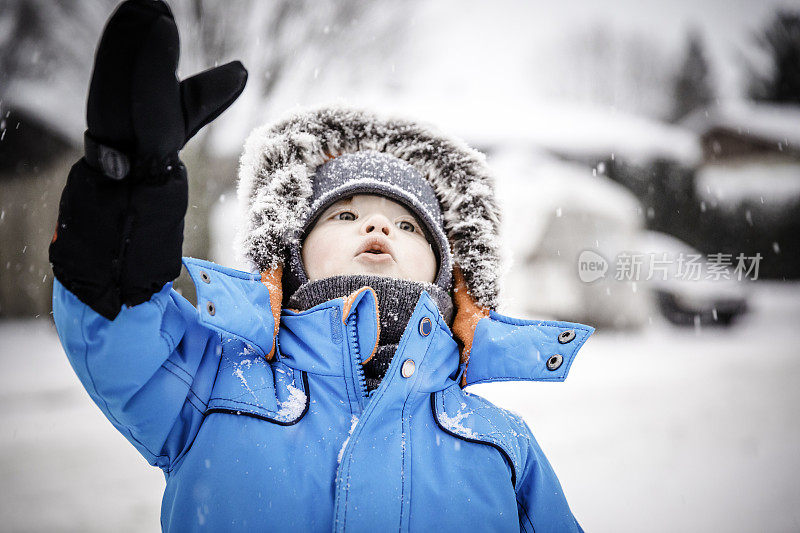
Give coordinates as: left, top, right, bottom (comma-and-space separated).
351, 262, 398, 278
352, 254, 396, 274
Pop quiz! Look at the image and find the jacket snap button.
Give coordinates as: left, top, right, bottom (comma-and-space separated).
401, 359, 416, 378
200, 270, 211, 284
206, 301, 216, 316
558, 330, 575, 344
546, 354, 563, 371
418, 317, 432, 336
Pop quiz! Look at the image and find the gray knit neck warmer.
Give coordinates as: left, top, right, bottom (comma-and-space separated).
287, 275, 454, 392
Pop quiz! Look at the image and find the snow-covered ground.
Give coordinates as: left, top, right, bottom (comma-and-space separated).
1, 282, 799, 532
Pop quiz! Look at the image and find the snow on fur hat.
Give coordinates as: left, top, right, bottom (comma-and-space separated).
236, 105, 502, 312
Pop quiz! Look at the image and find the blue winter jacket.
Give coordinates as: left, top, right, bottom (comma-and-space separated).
53, 257, 594, 532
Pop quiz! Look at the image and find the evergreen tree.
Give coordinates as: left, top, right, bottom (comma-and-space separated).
670, 29, 714, 123
748, 10, 800, 104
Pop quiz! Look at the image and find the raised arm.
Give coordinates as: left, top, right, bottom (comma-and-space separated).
48, 0, 247, 469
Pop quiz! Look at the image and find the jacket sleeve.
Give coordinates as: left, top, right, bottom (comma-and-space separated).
515, 423, 584, 533
53, 278, 221, 472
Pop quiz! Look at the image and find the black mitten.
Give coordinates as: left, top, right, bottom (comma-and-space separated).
49, 0, 248, 320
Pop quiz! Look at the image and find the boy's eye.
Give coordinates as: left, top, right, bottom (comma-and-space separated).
336, 211, 357, 221
397, 220, 416, 233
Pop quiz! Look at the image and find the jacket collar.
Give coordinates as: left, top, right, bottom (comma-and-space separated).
182, 257, 275, 357
278, 286, 462, 395
464, 311, 594, 385
182, 257, 594, 388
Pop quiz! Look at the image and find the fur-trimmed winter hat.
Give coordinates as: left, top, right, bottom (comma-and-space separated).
236, 106, 502, 313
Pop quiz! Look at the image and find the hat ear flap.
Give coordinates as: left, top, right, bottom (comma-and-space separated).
260, 264, 284, 360
451, 265, 490, 387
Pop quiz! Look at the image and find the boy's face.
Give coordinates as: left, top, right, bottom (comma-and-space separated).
302, 194, 437, 283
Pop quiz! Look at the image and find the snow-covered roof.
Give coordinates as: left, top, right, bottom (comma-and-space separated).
696, 160, 800, 208
682, 101, 800, 148
492, 147, 643, 255
7, 80, 85, 148
366, 96, 702, 166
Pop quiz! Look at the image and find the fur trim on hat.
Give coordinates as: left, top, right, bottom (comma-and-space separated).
236, 106, 502, 309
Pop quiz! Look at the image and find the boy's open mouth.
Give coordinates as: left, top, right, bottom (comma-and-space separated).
356, 237, 395, 262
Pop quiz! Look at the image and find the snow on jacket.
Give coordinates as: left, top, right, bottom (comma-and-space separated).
53, 256, 593, 532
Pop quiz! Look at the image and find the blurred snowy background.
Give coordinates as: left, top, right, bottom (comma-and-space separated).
1, 0, 799, 531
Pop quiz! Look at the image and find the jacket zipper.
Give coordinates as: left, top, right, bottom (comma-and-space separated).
347, 314, 369, 406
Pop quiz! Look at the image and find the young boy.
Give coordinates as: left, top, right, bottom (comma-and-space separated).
49, 1, 594, 531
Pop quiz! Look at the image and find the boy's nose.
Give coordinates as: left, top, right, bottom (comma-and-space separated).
361, 214, 392, 236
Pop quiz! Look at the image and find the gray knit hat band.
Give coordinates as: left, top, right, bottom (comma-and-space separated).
284, 151, 453, 298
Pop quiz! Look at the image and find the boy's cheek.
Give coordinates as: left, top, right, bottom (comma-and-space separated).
302, 232, 351, 279
400, 240, 438, 283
